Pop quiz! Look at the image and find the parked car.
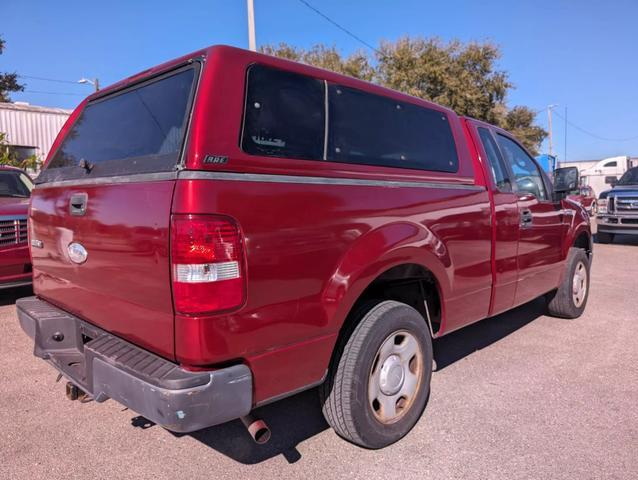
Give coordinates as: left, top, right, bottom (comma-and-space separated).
16, 45, 592, 449
596, 166, 638, 243
0, 165, 32, 290
567, 185, 597, 215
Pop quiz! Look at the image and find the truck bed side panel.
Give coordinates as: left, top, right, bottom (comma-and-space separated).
172, 176, 491, 403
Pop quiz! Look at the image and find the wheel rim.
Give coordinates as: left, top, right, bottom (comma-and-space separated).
572, 261, 588, 308
368, 330, 423, 424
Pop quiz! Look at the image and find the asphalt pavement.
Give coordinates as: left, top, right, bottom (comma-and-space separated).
1, 235, 637, 480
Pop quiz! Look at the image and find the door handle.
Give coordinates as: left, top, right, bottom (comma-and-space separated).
69, 193, 88, 216
520, 209, 533, 227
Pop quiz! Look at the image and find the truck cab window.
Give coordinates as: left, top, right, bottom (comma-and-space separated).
477, 127, 511, 191
496, 134, 547, 200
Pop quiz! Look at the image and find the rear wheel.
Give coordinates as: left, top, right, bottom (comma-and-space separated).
319, 300, 432, 449
546, 247, 590, 319
596, 232, 614, 244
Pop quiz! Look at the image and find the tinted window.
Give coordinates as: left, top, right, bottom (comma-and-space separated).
496, 134, 547, 200
327, 85, 458, 172
477, 127, 511, 191
46, 68, 196, 174
618, 168, 638, 185
241, 65, 325, 160
604, 161, 617, 167
0, 171, 32, 197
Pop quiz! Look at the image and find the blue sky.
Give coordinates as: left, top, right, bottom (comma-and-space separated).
2, 0, 637, 160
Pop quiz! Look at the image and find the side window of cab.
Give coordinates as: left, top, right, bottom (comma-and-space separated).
477, 127, 512, 192
496, 134, 548, 200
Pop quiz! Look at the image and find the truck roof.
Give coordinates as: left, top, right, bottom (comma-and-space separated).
83, 45, 458, 118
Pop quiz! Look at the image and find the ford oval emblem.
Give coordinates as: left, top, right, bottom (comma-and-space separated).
67, 242, 88, 264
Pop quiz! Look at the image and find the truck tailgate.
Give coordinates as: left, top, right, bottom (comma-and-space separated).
29, 63, 199, 360
30, 180, 176, 359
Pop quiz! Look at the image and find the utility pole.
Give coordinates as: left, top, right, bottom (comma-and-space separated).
247, 0, 256, 52
547, 104, 558, 159
564, 106, 567, 164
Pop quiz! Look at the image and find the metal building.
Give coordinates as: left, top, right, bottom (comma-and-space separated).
0, 102, 71, 166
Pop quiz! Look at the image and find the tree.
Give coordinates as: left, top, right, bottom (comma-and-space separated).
261, 43, 374, 82
375, 37, 511, 125
501, 106, 546, 156
0, 35, 24, 102
261, 37, 547, 153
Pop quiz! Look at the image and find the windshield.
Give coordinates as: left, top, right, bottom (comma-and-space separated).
0, 171, 33, 197
39, 66, 197, 183
618, 167, 638, 185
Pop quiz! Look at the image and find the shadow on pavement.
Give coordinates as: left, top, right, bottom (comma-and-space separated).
130, 296, 549, 465
131, 387, 329, 465
433, 296, 546, 371
0, 285, 33, 307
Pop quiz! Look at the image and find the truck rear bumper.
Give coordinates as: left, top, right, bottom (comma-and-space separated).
16, 296, 252, 433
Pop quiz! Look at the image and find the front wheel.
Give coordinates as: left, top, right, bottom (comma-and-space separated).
319, 300, 433, 449
546, 247, 591, 319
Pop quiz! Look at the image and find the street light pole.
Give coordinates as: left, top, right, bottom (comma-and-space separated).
78, 77, 100, 92
247, 0, 256, 51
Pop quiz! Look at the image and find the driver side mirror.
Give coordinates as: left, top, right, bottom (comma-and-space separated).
554, 167, 579, 197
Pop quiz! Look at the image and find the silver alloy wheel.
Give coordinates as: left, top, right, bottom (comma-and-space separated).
572, 261, 588, 308
368, 330, 423, 424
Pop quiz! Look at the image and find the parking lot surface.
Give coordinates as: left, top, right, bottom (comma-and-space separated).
1, 236, 637, 480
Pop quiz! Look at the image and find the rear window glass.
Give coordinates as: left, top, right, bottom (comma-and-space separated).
41, 67, 196, 181
241, 65, 325, 160
327, 85, 458, 172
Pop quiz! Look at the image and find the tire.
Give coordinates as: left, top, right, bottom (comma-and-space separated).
546, 247, 590, 319
319, 300, 433, 449
596, 232, 614, 244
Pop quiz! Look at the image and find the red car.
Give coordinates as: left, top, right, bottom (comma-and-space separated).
567, 185, 597, 215
0, 166, 32, 290
17, 46, 591, 449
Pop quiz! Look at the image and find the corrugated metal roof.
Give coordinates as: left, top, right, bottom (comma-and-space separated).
0, 102, 72, 115
0, 102, 72, 162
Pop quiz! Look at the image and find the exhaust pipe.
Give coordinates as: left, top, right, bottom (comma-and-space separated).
65, 381, 86, 401
240, 414, 271, 444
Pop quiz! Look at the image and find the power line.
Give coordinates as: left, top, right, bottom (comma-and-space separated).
23, 89, 84, 96
18, 74, 80, 85
553, 110, 638, 142
296, 0, 385, 57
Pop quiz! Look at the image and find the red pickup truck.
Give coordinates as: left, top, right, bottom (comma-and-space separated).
0, 166, 32, 289
17, 45, 592, 449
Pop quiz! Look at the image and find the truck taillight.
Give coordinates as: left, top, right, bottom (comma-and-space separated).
171, 214, 245, 315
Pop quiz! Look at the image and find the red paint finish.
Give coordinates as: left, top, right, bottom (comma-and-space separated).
30, 45, 592, 406
463, 120, 520, 316
30, 181, 176, 359
171, 178, 493, 401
